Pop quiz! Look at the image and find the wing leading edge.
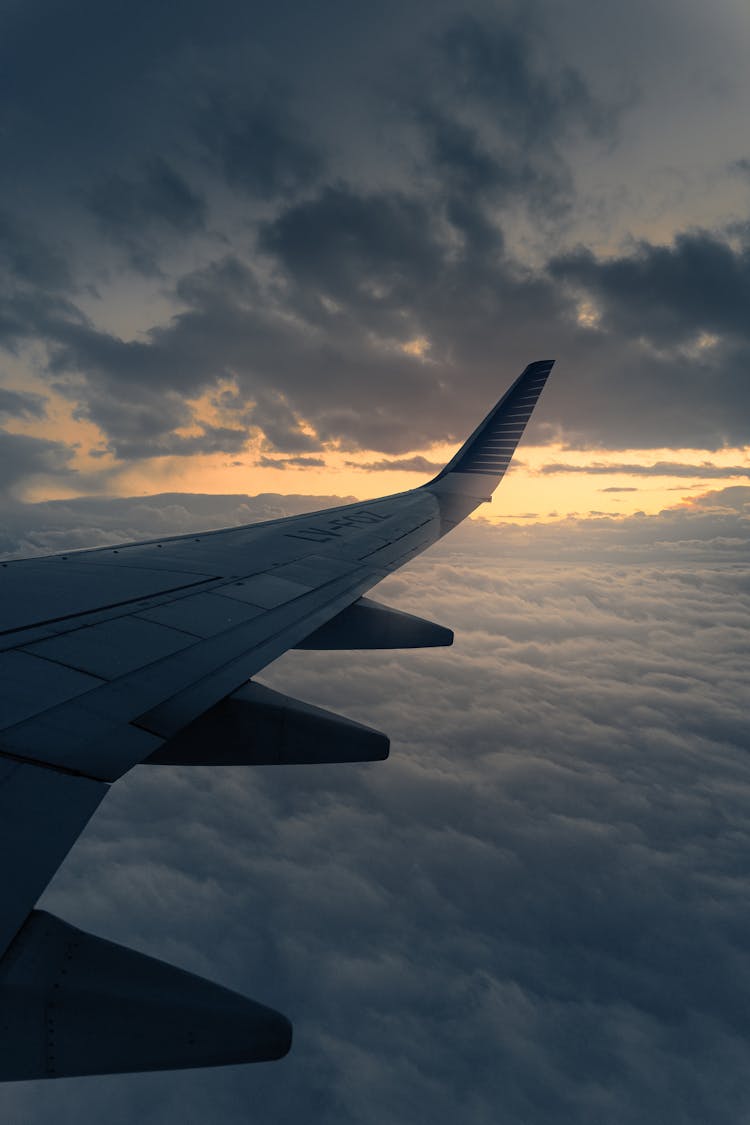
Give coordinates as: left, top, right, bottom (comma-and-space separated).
0, 359, 554, 1080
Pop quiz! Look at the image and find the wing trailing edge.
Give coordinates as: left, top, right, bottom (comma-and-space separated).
0, 910, 291, 1080
295, 596, 453, 650
145, 680, 390, 765
0, 761, 108, 961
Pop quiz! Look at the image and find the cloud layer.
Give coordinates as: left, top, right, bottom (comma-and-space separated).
1, 488, 748, 1122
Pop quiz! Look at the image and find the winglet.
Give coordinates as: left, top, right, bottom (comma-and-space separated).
426, 360, 554, 499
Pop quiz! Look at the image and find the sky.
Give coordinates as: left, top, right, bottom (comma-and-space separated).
2, 0, 750, 518
1, 0, 750, 1121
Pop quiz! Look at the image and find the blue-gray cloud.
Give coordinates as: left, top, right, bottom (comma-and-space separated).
541, 460, 750, 478
0, 387, 47, 420
196, 101, 322, 201
88, 159, 208, 274
257, 455, 327, 469
0, 489, 745, 1122
550, 231, 750, 346
344, 455, 444, 473
1, 2, 750, 480
0, 430, 75, 502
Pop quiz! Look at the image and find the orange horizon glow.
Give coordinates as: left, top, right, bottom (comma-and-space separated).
13, 435, 750, 524
5, 371, 749, 522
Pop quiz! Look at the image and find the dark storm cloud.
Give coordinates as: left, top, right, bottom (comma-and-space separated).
174, 255, 262, 309
0, 209, 80, 357
344, 455, 444, 473
258, 186, 446, 305
415, 14, 616, 219
0, 1, 630, 471
421, 112, 507, 195
420, 108, 572, 223
91, 160, 206, 238
38, 210, 520, 455
251, 391, 326, 453
48, 315, 220, 397
88, 159, 207, 273
257, 455, 327, 469
33, 194, 750, 457
540, 460, 750, 478
43, 300, 262, 454
0, 211, 70, 292
550, 231, 750, 346
3, 491, 749, 1123
248, 187, 750, 451
197, 101, 322, 200
0, 388, 47, 420
1, 0, 749, 480
57, 375, 197, 455
435, 14, 614, 146
103, 424, 249, 462
0, 430, 75, 501
247, 182, 570, 450
0, 0, 246, 185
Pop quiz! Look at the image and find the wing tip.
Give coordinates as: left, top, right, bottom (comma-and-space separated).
427, 358, 555, 490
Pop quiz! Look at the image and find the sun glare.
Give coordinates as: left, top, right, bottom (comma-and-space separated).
401, 336, 431, 358
575, 301, 601, 329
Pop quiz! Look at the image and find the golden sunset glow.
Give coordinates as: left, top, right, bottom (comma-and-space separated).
6, 369, 747, 525
16, 421, 748, 528
400, 336, 431, 358
575, 300, 600, 328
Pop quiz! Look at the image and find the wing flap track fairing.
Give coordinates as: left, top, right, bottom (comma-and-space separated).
145, 680, 390, 765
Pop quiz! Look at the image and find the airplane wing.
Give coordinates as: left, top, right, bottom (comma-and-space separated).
0, 359, 553, 1080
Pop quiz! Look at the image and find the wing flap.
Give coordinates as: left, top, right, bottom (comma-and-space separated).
0, 910, 291, 1079
0, 562, 382, 777
296, 596, 453, 650
145, 681, 389, 765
